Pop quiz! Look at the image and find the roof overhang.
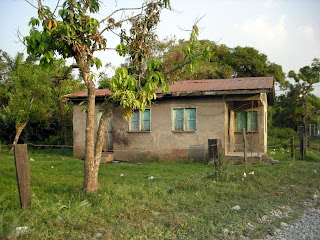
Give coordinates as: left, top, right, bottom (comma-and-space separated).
64, 77, 275, 105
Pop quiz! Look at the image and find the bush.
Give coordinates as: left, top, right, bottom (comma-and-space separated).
268, 127, 298, 150
268, 127, 298, 139
39, 135, 64, 145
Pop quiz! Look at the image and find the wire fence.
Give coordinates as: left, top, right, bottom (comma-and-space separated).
1, 130, 319, 161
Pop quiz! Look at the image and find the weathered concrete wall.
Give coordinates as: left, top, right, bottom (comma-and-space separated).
72, 102, 105, 158
112, 97, 226, 161
72, 94, 268, 161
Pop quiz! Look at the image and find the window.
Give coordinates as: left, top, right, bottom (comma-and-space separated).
172, 108, 196, 131
235, 111, 258, 131
129, 109, 151, 131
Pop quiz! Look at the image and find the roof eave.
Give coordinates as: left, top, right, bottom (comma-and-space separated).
159, 89, 273, 98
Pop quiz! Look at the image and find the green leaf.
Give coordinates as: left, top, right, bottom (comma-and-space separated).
183, 45, 191, 55
48, 50, 54, 59
193, 25, 199, 36
88, 74, 96, 81
92, 57, 102, 69
116, 43, 126, 57
29, 17, 40, 27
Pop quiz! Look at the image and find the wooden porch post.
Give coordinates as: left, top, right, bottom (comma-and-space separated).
242, 128, 247, 163
229, 103, 235, 153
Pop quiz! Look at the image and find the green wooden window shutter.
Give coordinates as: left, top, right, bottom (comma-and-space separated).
131, 110, 139, 131
247, 111, 258, 131
141, 109, 150, 131
185, 108, 196, 131
173, 109, 184, 131
236, 112, 247, 131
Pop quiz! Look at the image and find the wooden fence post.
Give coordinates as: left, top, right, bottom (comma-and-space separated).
208, 139, 222, 162
242, 128, 247, 164
298, 126, 306, 160
290, 135, 295, 160
14, 144, 31, 209
208, 139, 222, 177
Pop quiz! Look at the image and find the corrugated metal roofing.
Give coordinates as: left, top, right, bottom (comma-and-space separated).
164, 77, 274, 92
64, 89, 111, 98
65, 77, 274, 98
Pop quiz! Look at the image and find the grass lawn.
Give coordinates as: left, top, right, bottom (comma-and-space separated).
0, 146, 319, 239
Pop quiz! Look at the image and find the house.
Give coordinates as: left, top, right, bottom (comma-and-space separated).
65, 77, 274, 162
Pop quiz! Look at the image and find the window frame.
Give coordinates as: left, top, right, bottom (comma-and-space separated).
235, 110, 258, 132
128, 108, 151, 132
171, 107, 197, 132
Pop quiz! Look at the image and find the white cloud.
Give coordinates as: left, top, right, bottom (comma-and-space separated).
299, 25, 315, 41
264, 0, 279, 8
297, 25, 320, 62
233, 15, 287, 50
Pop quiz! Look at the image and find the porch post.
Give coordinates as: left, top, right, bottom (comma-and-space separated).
229, 103, 235, 153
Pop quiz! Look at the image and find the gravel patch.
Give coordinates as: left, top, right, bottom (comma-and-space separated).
263, 204, 320, 240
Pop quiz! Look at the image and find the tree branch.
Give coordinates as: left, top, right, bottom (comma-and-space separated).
99, 7, 143, 25
15, 28, 27, 47
52, 0, 61, 16
138, 4, 157, 50
164, 53, 204, 75
82, 0, 89, 15
99, 14, 143, 35
24, 0, 38, 9
69, 0, 76, 25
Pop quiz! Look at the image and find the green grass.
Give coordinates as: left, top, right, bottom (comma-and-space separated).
0, 148, 319, 239
268, 128, 320, 162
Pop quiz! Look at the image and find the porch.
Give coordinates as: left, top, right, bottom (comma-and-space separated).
225, 151, 263, 163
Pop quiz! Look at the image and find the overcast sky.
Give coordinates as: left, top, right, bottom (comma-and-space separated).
1, 0, 319, 96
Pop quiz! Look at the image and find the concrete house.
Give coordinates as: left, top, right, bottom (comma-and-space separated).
66, 77, 274, 162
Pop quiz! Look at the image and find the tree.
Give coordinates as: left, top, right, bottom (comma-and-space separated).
0, 51, 14, 144
153, 39, 287, 86
152, 39, 230, 81
24, 0, 210, 192
7, 59, 55, 148
0, 50, 84, 145
273, 58, 320, 130
226, 46, 286, 86
43, 59, 85, 145
0, 50, 9, 109
0, 51, 32, 146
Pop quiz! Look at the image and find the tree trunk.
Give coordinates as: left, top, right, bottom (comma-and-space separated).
75, 52, 99, 193
94, 102, 118, 164
83, 81, 97, 192
85, 101, 117, 192
11, 121, 28, 152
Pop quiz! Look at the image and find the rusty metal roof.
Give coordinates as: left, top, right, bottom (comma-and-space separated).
163, 77, 274, 92
64, 89, 111, 99
65, 77, 274, 99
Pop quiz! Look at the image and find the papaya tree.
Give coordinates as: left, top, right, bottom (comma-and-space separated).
24, 0, 211, 192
